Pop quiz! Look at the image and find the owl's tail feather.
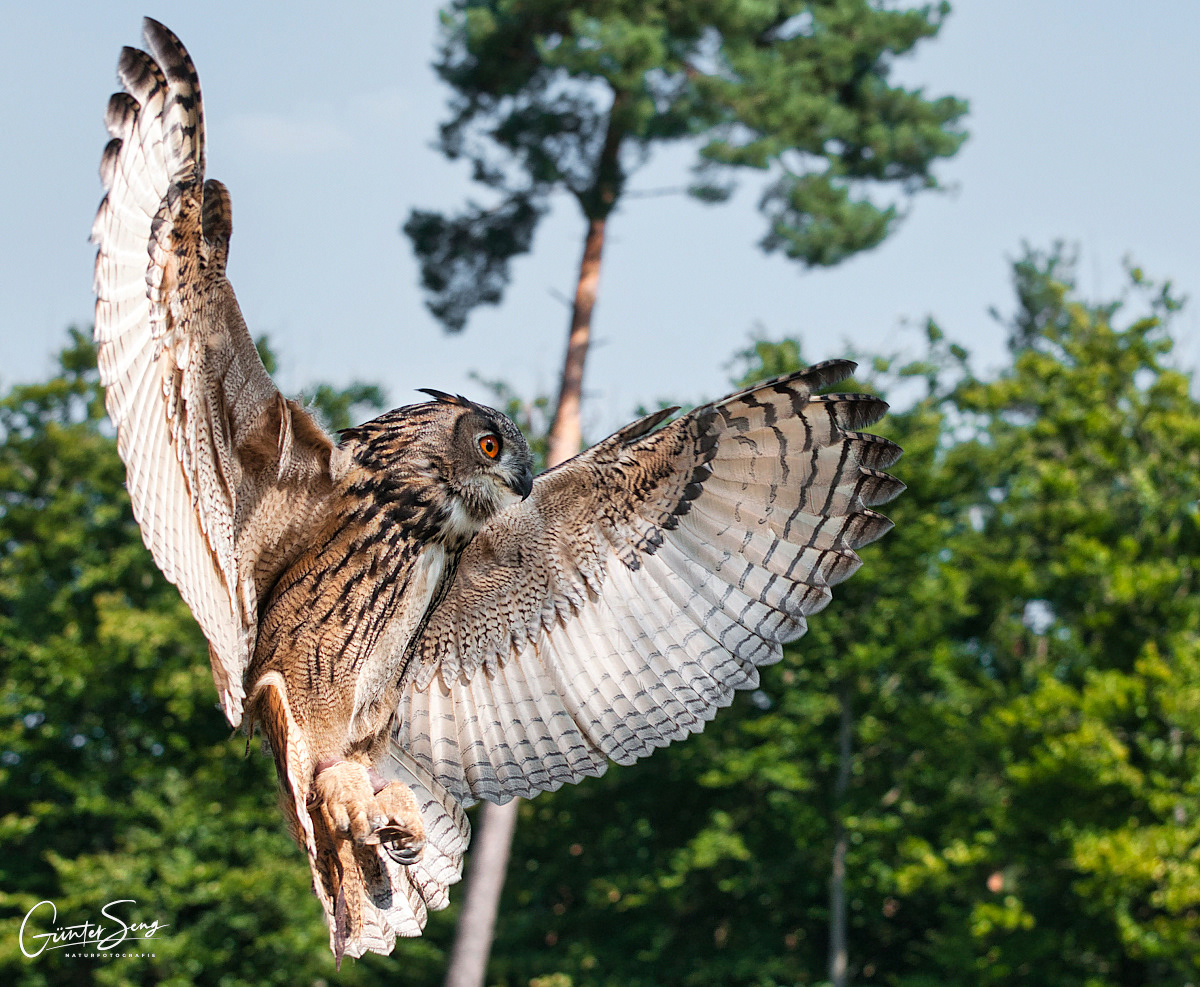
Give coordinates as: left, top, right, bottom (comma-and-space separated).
252, 673, 470, 963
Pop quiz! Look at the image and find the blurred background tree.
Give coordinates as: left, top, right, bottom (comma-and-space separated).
3, 250, 1198, 986
406, 6, 967, 977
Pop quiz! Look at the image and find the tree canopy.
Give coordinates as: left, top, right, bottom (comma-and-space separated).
2, 251, 1198, 985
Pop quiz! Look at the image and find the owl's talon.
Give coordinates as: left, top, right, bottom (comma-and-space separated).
382, 836, 424, 866
313, 761, 424, 861
366, 781, 426, 864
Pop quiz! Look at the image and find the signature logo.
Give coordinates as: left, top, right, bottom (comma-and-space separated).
19, 899, 168, 958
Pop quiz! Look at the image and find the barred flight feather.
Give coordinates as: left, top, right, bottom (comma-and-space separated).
396, 362, 903, 804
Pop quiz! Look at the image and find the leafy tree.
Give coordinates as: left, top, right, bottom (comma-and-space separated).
472, 250, 1200, 987
923, 251, 1200, 984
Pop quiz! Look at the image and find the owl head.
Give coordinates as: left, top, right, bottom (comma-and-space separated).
336, 390, 534, 545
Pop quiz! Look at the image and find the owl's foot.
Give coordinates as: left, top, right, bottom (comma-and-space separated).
312, 760, 425, 864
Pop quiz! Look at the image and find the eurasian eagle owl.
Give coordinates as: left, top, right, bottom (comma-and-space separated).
91, 19, 904, 961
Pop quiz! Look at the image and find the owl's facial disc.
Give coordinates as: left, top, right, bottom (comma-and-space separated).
443, 407, 534, 527
468, 425, 533, 507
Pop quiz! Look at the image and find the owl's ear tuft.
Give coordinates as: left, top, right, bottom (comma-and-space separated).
417, 388, 469, 406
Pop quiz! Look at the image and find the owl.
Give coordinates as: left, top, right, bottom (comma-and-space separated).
92, 20, 904, 961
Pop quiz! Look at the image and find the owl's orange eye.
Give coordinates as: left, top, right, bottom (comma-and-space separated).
479, 434, 501, 459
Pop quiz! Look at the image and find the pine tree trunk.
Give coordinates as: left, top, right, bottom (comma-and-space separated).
546, 216, 607, 467
443, 798, 519, 987
441, 213, 608, 987
828, 686, 853, 987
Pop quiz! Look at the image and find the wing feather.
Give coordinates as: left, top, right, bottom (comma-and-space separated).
428, 676, 468, 797
604, 560, 708, 732
471, 671, 522, 789
396, 362, 902, 803
482, 661, 545, 789
577, 601, 669, 752
92, 19, 331, 725
561, 609, 647, 760
540, 633, 612, 771
611, 558, 722, 716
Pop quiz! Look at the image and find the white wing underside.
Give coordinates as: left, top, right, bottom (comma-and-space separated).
91, 21, 322, 726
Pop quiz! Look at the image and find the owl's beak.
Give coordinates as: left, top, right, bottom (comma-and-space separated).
510, 466, 534, 501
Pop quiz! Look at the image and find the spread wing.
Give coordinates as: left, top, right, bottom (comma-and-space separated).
91, 19, 331, 725
394, 361, 903, 805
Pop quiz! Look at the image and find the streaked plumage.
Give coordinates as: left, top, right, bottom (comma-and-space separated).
92, 20, 904, 961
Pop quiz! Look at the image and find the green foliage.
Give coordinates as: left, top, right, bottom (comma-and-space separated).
481, 250, 1200, 986
406, 0, 968, 330
4, 249, 1199, 984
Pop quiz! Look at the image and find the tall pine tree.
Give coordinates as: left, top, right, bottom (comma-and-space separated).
407, 8, 967, 978
406, 0, 968, 463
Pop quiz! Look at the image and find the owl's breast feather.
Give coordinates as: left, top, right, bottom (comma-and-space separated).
347, 543, 451, 741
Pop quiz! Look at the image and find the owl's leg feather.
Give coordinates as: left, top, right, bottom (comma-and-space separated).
314, 760, 386, 843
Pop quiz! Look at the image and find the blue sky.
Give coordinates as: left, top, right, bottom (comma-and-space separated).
2, 1, 1197, 435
